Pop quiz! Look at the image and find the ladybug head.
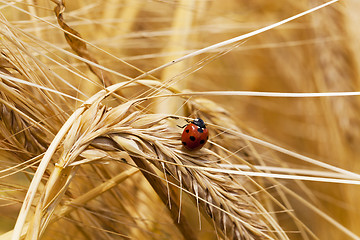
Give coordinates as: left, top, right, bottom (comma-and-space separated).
192, 118, 206, 128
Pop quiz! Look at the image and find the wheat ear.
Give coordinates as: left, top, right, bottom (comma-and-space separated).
12, 90, 284, 239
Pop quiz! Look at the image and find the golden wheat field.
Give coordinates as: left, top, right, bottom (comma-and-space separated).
1, 0, 360, 239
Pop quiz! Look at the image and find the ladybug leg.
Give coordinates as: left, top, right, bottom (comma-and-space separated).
177, 119, 191, 128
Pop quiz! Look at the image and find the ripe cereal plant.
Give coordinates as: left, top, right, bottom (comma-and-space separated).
1, 0, 360, 240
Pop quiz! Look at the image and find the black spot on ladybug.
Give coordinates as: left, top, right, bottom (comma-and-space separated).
182, 141, 187, 145
197, 128, 204, 133
185, 129, 189, 133
190, 136, 196, 141
200, 140, 205, 144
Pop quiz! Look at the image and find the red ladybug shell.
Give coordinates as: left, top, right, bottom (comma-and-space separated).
181, 119, 209, 150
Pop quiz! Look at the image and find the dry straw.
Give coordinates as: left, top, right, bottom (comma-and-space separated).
1, 0, 359, 239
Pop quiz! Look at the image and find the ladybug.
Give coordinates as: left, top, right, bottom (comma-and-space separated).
179, 118, 209, 150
